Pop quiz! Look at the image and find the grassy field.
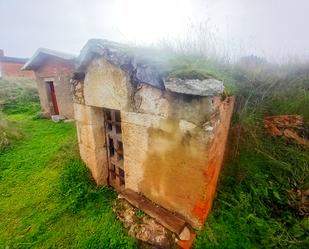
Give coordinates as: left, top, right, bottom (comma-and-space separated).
0, 69, 308, 249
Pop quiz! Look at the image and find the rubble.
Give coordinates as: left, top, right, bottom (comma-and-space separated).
113, 197, 175, 248
264, 115, 308, 147
71, 77, 85, 104
113, 197, 196, 249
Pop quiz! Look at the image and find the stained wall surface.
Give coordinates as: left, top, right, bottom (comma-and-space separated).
73, 57, 234, 228
34, 58, 74, 118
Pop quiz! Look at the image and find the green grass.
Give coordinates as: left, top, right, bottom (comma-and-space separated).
0, 102, 136, 248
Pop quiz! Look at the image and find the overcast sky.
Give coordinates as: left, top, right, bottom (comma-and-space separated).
1, 0, 309, 61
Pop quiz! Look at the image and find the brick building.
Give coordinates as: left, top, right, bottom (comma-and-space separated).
22, 48, 75, 119
71, 39, 234, 235
0, 49, 34, 78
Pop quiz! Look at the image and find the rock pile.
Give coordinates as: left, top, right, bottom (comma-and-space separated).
113, 197, 176, 249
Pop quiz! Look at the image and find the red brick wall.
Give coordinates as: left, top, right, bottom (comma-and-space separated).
193, 97, 235, 225
35, 58, 74, 78
0, 61, 34, 78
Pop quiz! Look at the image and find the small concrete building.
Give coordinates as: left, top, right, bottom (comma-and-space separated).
22, 48, 75, 119
0, 49, 34, 79
72, 39, 234, 231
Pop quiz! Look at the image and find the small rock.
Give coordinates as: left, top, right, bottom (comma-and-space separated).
177, 232, 196, 249
179, 226, 191, 241
134, 217, 170, 248
51, 115, 66, 122
64, 119, 75, 123
75, 83, 82, 91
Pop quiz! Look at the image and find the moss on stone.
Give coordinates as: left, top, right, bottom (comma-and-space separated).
168, 68, 216, 80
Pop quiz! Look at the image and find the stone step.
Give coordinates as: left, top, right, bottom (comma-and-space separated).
120, 189, 188, 236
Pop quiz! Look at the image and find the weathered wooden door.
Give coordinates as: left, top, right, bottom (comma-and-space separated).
104, 108, 125, 191
47, 81, 59, 115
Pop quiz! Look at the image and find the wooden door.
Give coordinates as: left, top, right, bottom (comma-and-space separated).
47, 81, 59, 115
104, 109, 125, 191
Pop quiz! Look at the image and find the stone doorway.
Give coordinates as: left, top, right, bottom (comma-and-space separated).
104, 108, 125, 191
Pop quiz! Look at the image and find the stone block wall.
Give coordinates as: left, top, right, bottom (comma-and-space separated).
74, 103, 108, 185
83, 57, 133, 110
72, 57, 234, 228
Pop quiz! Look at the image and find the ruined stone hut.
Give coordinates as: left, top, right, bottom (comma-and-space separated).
22, 48, 75, 119
72, 39, 234, 231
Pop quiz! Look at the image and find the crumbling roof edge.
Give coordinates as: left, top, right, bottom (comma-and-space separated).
22, 48, 76, 71
76, 39, 166, 89
76, 39, 225, 96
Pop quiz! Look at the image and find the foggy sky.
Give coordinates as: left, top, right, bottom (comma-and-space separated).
1, 0, 309, 61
